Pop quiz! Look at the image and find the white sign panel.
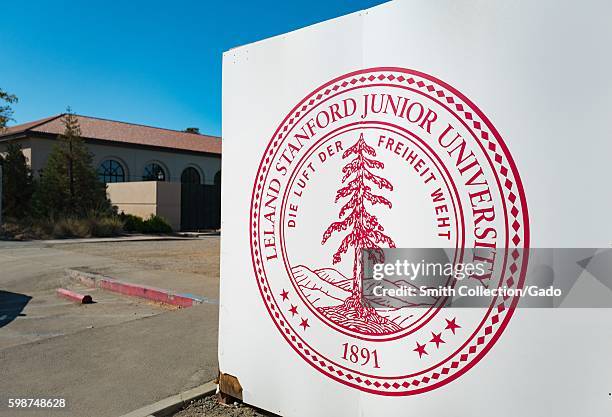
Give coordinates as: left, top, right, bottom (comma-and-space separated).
220, 1, 612, 416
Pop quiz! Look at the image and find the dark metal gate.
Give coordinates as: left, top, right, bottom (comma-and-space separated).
180, 183, 221, 231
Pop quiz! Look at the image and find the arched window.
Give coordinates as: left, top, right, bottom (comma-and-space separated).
181, 167, 201, 184
143, 163, 166, 181
214, 171, 221, 186
98, 160, 125, 183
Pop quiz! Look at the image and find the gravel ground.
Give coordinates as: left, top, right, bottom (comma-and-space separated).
174, 395, 274, 417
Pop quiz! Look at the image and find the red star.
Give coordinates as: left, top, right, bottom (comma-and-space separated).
299, 318, 310, 331
413, 342, 428, 358
445, 317, 461, 334
430, 332, 445, 348
289, 304, 298, 316
280, 289, 289, 301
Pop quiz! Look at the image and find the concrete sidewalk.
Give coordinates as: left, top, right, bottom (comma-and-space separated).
0, 304, 219, 417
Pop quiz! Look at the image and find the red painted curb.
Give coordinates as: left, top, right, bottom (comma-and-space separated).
97, 278, 195, 307
66, 269, 206, 307
57, 288, 93, 304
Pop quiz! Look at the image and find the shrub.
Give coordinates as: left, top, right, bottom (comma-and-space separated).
0, 219, 44, 240
0, 212, 174, 240
91, 216, 124, 237
31, 220, 54, 239
119, 213, 172, 234
120, 213, 145, 232
142, 215, 173, 234
53, 218, 93, 238
0, 215, 124, 240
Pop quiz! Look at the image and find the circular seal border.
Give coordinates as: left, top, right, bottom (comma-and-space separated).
249, 67, 530, 395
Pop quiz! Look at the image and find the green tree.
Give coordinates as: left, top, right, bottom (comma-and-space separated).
0, 143, 34, 218
0, 88, 18, 129
184, 127, 200, 134
35, 109, 111, 218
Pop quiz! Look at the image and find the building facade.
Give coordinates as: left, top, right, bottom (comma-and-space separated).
0, 114, 221, 230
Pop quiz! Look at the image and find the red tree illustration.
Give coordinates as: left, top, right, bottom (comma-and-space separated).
321, 133, 397, 323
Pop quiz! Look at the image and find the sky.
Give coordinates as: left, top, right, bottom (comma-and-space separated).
0, 0, 387, 137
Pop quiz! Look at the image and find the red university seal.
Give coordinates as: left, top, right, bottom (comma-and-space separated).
250, 68, 529, 395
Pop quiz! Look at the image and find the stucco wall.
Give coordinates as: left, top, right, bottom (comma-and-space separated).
155, 182, 181, 230
106, 181, 181, 231
17, 135, 221, 185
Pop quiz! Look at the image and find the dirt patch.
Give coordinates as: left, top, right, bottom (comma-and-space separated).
174, 395, 274, 417
53, 238, 220, 276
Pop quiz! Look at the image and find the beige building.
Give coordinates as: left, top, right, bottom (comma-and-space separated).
0, 114, 222, 230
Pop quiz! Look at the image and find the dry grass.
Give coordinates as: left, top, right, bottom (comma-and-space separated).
0, 216, 124, 240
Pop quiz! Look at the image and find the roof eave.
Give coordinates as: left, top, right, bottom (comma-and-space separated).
0, 132, 30, 142
18, 131, 222, 156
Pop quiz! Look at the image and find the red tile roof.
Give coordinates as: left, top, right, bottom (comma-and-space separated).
0, 114, 221, 155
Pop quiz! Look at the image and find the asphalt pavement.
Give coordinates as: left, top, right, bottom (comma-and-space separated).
0, 238, 220, 417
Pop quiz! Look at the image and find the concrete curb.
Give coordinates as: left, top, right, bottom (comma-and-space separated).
37, 235, 202, 245
119, 381, 217, 417
56, 288, 93, 304
67, 269, 214, 307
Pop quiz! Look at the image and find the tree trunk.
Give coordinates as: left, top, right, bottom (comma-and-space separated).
69, 140, 74, 214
